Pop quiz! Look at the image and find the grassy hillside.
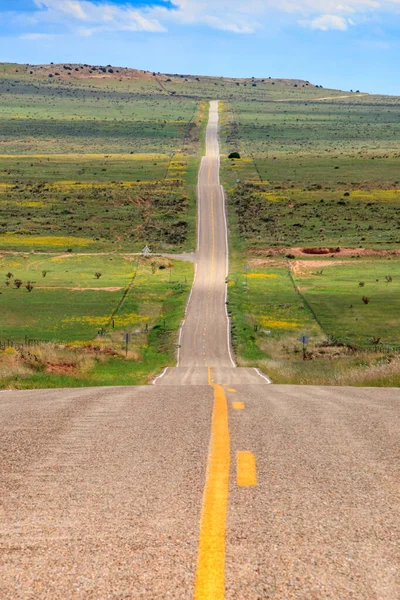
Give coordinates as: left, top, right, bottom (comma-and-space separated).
2, 61, 400, 386
219, 81, 400, 384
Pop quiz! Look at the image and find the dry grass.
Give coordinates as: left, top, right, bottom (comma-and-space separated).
0, 342, 115, 383
236, 335, 400, 386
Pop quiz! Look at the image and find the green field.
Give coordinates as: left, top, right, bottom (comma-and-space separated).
0, 253, 193, 388
3, 62, 400, 387
228, 258, 400, 386
221, 92, 400, 251
222, 86, 400, 384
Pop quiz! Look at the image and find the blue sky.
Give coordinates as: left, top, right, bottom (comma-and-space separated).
0, 0, 399, 95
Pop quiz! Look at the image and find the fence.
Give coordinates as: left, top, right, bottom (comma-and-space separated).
0, 337, 42, 351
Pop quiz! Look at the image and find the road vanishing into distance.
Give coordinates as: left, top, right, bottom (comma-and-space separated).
1, 102, 399, 599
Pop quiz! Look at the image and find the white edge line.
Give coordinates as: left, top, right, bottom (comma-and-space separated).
152, 367, 169, 385
196, 158, 204, 253
216, 101, 236, 369
177, 261, 198, 367
254, 368, 272, 384
221, 184, 236, 368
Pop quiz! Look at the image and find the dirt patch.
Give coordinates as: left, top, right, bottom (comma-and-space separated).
302, 247, 341, 255
248, 258, 287, 268
250, 247, 400, 258
290, 260, 349, 277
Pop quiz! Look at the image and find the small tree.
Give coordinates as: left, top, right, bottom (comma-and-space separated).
26, 282, 34, 293
42, 270, 47, 278
228, 152, 241, 159
6, 272, 13, 279
362, 296, 370, 304
385, 275, 393, 283
14, 279, 23, 289
94, 272, 102, 279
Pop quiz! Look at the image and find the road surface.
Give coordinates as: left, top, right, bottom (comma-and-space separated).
159, 100, 264, 386
1, 103, 399, 599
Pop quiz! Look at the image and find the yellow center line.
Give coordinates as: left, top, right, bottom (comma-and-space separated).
237, 452, 258, 487
232, 401, 245, 410
194, 385, 230, 600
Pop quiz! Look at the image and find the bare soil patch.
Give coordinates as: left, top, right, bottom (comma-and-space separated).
249, 247, 400, 258
290, 260, 349, 277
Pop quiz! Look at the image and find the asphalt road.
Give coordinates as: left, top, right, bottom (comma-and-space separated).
159, 100, 264, 386
1, 102, 399, 599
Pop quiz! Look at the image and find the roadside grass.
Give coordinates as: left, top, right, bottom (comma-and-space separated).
0, 254, 194, 388
0, 164, 200, 252
228, 260, 324, 363
292, 258, 400, 344
226, 182, 400, 249
227, 256, 400, 386
0, 154, 169, 182
0, 254, 192, 340
221, 93, 400, 251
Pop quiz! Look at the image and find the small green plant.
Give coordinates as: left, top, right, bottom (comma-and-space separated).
42, 270, 47, 278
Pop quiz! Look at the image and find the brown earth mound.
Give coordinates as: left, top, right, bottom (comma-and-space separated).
301, 247, 341, 255
250, 247, 400, 258
21, 63, 157, 81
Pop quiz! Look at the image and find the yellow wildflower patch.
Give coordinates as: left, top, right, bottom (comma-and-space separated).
257, 192, 287, 202
0, 235, 94, 247
259, 317, 299, 329
20, 201, 46, 208
61, 313, 149, 328
0, 153, 168, 160
247, 273, 277, 279
351, 189, 400, 202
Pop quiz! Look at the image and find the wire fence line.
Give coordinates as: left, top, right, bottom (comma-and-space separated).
0, 336, 42, 350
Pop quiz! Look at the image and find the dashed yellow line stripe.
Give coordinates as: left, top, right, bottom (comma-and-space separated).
237, 452, 258, 487
232, 401, 245, 410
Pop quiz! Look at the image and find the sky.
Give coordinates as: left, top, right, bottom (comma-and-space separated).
0, 0, 399, 95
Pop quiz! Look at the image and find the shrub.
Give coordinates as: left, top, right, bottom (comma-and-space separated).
228, 152, 241, 159
14, 279, 23, 289
362, 296, 370, 304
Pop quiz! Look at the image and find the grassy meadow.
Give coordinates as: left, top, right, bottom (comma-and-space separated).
0, 63, 209, 387
222, 86, 400, 385
0, 253, 193, 388
3, 61, 400, 386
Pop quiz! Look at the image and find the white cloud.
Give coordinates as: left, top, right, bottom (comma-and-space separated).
32, 0, 166, 33
154, 0, 400, 33
303, 14, 352, 30
7, 0, 400, 36
19, 32, 56, 40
